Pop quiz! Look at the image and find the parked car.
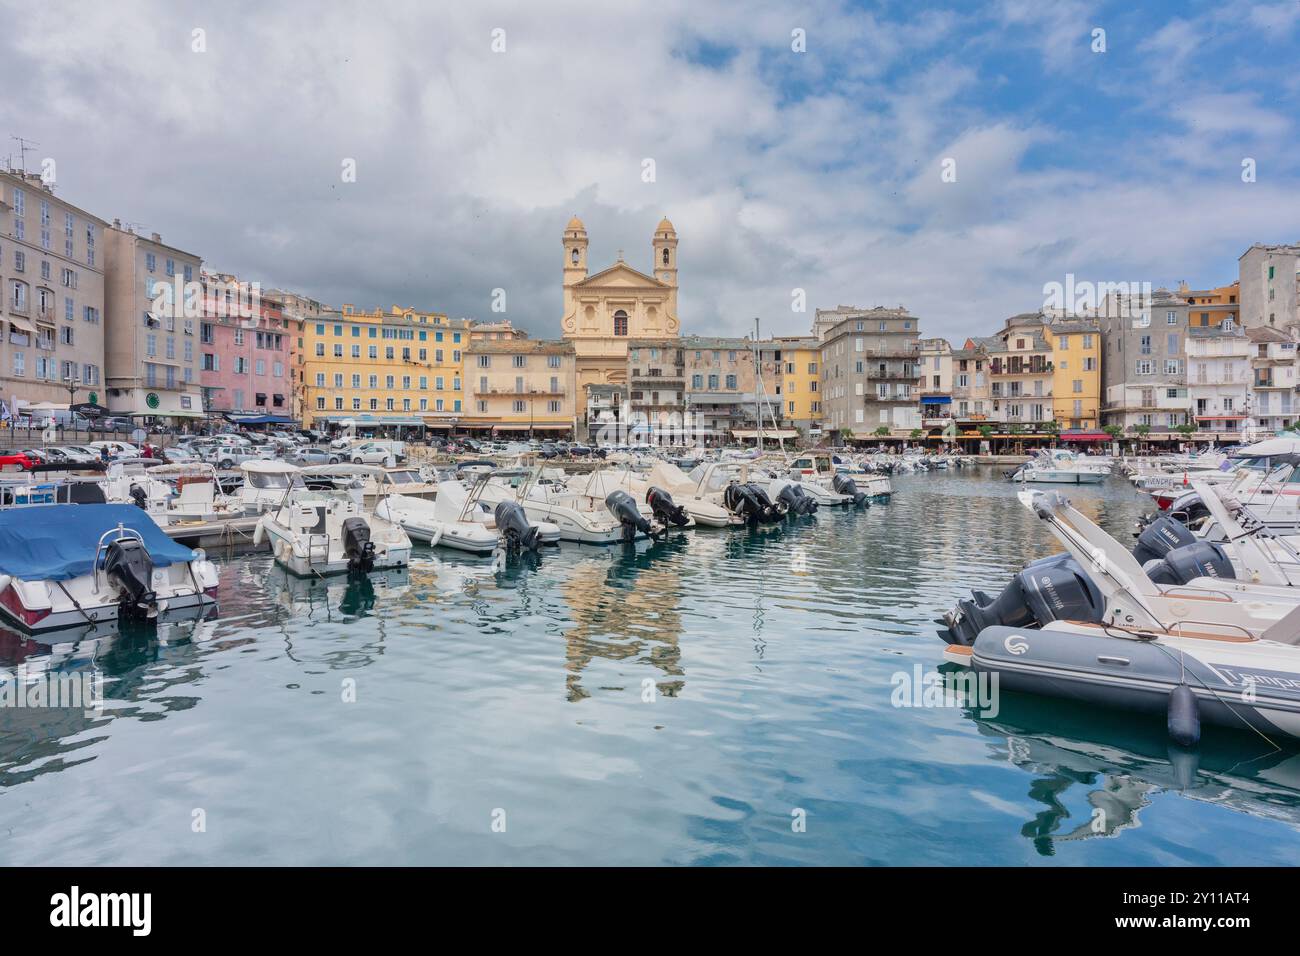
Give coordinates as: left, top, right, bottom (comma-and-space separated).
288, 446, 343, 466
159, 447, 200, 464
87, 440, 141, 459
348, 443, 393, 465
0, 449, 40, 471
202, 444, 266, 470
48, 446, 101, 466
87, 417, 134, 434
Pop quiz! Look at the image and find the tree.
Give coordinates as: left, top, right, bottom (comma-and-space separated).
838, 427, 854, 446
1044, 419, 1062, 441
1135, 424, 1152, 439
1174, 423, 1196, 440
873, 425, 891, 437
1103, 425, 1123, 441
978, 424, 994, 440
909, 428, 923, 440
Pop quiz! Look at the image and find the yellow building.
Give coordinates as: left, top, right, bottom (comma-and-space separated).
561, 215, 680, 395
771, 336, 822, 436
300, 304, 468, 435
1046, 317, 1102, 431
465, 339, 577, 438
1178, 280, 1240, 328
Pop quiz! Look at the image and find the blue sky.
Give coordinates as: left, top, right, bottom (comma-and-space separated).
2, 0, 1297, 340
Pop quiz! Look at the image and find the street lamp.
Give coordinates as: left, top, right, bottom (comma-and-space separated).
63, 374, 81, 440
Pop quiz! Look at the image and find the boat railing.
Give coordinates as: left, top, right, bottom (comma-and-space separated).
91, 523, 146, 595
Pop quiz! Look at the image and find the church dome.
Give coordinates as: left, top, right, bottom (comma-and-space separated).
566, 215, 586, 232
656, 216, 675, 233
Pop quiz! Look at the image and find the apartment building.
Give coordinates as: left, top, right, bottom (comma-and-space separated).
1178, 280, 1239, 328
770, 335, 822, 438
819, 306, 922, 438
0, 168, 109, 410
264, 287, 327, 424
585, 383, 626, 443
1047, 316, 1102, 431
1239, 243, 1300, 330
103, 223, 204, 421
1100, 286, 1190, 436
1187, 323, 1251, 441
466, 338, 576, 438
301, 305, 468, 434
1246, 326, 1299, 437
988, 315, 1053, 431
951, 343, 993, 430
917, 337, 953, 430
198, 272, 294, 420
627, 339, 686, 441
469, 319, 527, 343
680, 336, 763, 441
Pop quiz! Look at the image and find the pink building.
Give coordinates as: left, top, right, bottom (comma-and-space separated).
199, 271, 294, 420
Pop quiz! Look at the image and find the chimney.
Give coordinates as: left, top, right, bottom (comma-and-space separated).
151, 232, 161, 243
112, 218, 121, 229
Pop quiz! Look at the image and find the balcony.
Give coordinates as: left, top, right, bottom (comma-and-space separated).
869, 369, 921, 381
991, 362, 1053, 376
631, 375, 685, 387
488, 387, 567, 397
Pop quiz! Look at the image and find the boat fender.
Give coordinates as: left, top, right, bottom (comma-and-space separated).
252, 519, 266, 547
1167, 683, 1200, 748
428, 525, 443, 548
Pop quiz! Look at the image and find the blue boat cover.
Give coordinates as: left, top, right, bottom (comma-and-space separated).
0, 504, 199, 582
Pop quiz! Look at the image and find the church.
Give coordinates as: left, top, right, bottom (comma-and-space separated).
561, 215, 680, 394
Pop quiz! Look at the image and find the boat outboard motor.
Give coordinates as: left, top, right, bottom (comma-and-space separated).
128, 483, 149, 511
341, 517, 376, 573
1142, 541, 1235, 586
605, 490, 654, 542
102, 536, 158, 621
943, 553, 1104, 646
1132, 514, 1197, 564
724, 483, 764, 526
776, 482, 817, 516
831, 474, 869, 507
494, 501, 540, 552
646, 486, 690, 527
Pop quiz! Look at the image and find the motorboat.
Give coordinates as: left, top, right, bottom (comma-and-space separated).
253, 464, 412, 576
945, 489, 1300, 643
0, 503, 219, 632
563, 469, 697, 530
644, 461, 742, 528
939, 489, 1300, 742
793, 453, 892, 501
1007, 449, 1109, 484
476, 467, 665, 544
240, 460, 307, 515
375, 475, 558, 555
684, 462, 787, 526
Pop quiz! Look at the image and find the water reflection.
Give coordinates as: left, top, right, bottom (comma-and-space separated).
263, 565, 409, 669
966, 690, 1300, 854
561, 535, 688, 702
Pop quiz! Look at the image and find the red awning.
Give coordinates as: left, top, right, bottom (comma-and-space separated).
1060, 431, 1110, 442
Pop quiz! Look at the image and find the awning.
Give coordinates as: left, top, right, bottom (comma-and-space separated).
920, 395, 952, 404
1060, 430, 1110, 442
731, 429, 799, 440
6, 316, 36, 334
228, 414, 297, 425
314, 415, 426, 426
1194, 415, 1247, 420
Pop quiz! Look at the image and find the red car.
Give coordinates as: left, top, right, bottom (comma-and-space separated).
0, 450, 40, 471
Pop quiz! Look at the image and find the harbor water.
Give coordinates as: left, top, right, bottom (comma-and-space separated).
2, 467, 1298, 865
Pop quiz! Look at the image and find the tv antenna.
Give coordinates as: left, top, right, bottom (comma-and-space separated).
10, 136, 38, 173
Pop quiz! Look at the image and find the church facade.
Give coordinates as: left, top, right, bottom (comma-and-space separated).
561, 216, 680, 395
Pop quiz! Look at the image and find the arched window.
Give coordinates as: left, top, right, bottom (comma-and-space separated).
571, 248, 580, 265
613, 310, 628, 336
662, 248, 670, 266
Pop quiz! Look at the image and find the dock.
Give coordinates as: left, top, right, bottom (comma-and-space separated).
163, 515, 266, 556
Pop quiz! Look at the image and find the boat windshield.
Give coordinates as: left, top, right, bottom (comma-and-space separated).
248, 471, 307, 490
385, 470, 422, 484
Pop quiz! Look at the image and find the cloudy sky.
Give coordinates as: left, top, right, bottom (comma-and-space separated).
3, 0, 1298, 341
